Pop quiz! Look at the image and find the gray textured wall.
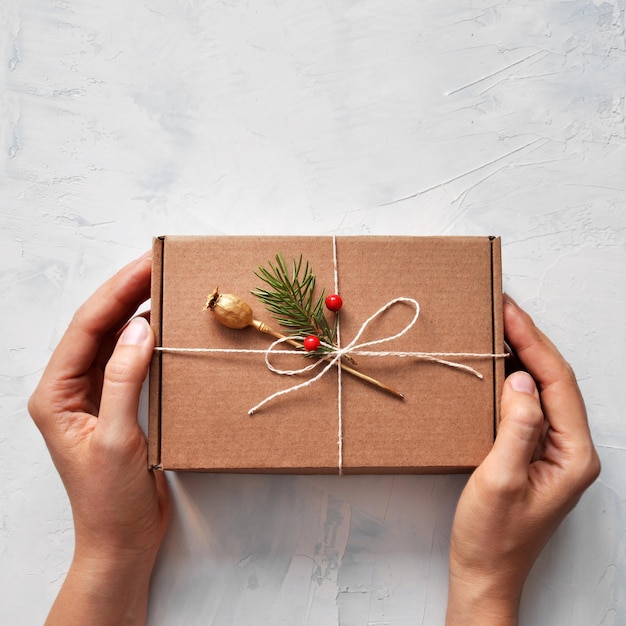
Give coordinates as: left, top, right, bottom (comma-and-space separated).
2, 1, 625, 624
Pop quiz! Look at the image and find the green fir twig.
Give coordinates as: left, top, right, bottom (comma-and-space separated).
252, 253, 337, 353
246, 253, 402, 398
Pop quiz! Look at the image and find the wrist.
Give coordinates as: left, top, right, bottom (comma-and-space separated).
45, 549, 157, 626
73, 534, 160, 573
446, 566, 521, 626
72, 511, 165, 570
71, 546, 157, 582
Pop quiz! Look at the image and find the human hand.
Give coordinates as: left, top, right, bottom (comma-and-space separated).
445, 295, 600, 625
29, 252, 169, 625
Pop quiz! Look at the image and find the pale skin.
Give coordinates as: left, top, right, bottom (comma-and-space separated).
445, 295, 601, 625
28, 254, 600, 625
28, 252, 169, 626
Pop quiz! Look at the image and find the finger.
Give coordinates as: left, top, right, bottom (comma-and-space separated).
93, 310, 153, 373
487, 371, 544, 479
503, 339, 524, 377
97, 317, 154, 438
502, 295, 590, 440
47, 252, 152, 381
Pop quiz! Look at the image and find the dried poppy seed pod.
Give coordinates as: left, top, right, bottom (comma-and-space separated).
205, 287, 254, 329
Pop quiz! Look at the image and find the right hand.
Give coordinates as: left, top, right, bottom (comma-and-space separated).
446, 295, 601, 624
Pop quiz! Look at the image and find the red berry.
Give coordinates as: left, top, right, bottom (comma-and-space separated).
325, 294, 343, 312
303, 335, 321, 352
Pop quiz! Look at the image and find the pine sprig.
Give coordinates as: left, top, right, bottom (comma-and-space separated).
252, 253, 337, 348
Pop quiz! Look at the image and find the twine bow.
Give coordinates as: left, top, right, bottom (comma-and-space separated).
250, 296, 499, 414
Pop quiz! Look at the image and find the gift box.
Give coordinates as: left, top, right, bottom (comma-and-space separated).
148, 236, 504, 474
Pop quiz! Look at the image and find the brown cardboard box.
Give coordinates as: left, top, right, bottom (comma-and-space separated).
149, 236, 504, 473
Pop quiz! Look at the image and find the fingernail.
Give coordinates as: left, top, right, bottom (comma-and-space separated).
509, 371, 536, 395
119, 317, 150, 346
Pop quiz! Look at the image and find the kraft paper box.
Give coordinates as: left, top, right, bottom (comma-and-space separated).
149, 236, 504, 473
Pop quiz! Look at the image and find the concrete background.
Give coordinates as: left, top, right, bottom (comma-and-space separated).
2, 1, 625, 624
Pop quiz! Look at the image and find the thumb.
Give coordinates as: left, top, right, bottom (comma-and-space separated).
485, 371, 545, 479
98, 317, 154, 437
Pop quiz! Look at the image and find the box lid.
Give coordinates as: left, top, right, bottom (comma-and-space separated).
149, 235, 504, 474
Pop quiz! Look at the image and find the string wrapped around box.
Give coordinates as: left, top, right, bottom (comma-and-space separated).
156, 236, 508, 475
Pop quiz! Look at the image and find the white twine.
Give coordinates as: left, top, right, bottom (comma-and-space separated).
332, 236, 343, 476
155, 236, 508, 474
156, 297, 506, 414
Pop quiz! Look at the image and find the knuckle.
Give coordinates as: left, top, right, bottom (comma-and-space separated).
104, 355, 136, 385
507, 400, 544, 438
564, 445, 601, 494
579, 446, 601, 486
559, 360, 578, 384
27, 386, 53, 433
27, 392, 43, 426
69, 302, 90, 330
525, 403, 545, 429
91, 425, 144, 460
481, 467, 526, 500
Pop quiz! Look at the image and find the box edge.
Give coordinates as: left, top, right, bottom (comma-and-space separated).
148, 236, 165, 470
490, 236, 505, 436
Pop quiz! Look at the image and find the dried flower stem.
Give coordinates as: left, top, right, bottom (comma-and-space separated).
206, 288, 404, 399
252, 319, 404, 399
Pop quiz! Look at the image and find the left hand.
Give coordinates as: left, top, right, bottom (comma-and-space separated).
29, 251, 169, 567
